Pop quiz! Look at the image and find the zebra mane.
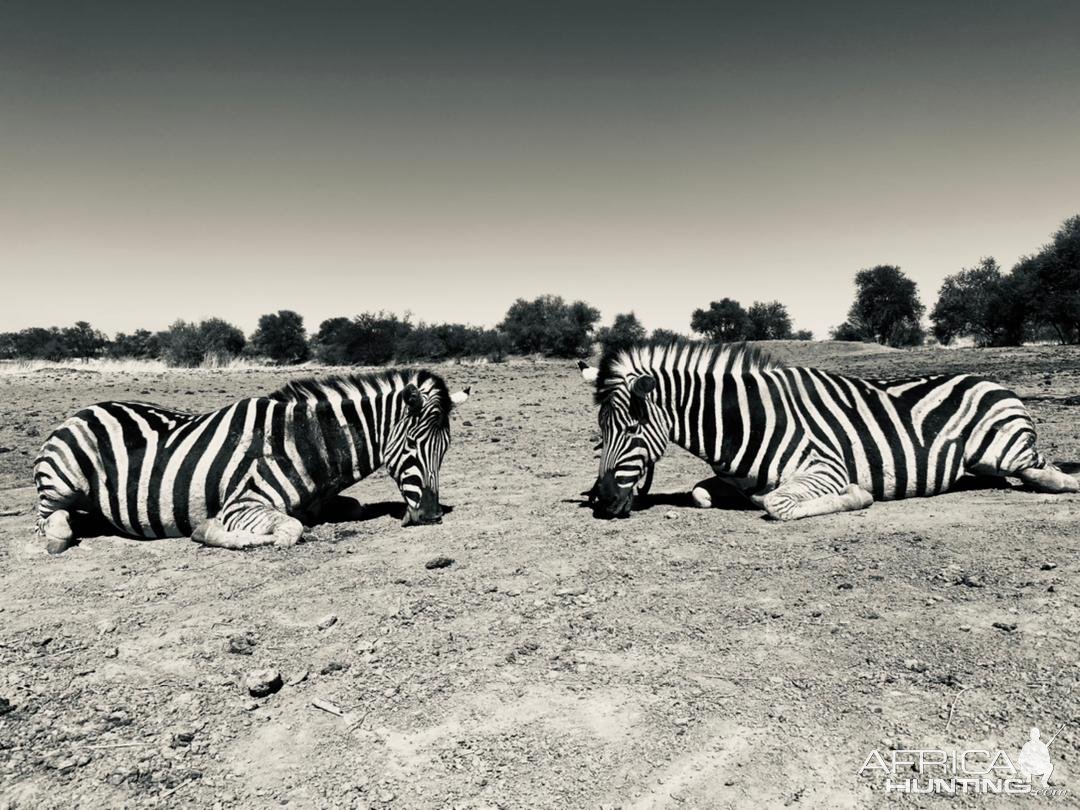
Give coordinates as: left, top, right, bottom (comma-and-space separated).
594, 339, 782, 405
270, 369, 452, 422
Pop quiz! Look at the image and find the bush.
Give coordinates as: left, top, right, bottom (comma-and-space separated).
312, 312, 411, 366
793, 329, 813, 341
498, 295, 600, 358
397, 323, 509, 363
109, 329, 161, 359
159, 318, 246, 367
690, 298, 749, 342
596, 312, 647, 355
251, 310, 310, 364
830, 321, 869, 342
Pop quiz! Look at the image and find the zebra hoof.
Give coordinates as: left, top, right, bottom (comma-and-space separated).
191, 518, 223, 544
273, 518, 304, 547
691, 486, 713, 509
43, 511, 75, 554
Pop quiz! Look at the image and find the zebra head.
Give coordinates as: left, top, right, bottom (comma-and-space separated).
581, 361, 671, 518
385, 378, 470, 527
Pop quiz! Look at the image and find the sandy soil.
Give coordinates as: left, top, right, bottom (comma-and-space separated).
1, 344, 1079, 809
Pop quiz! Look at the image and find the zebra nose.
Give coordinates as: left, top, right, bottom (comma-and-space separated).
594, 471, 633, 518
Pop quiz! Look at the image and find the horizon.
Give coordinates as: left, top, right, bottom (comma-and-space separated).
2, 1, 1079, 338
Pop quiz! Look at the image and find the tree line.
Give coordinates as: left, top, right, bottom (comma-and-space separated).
2, 213, 1074, 364
0, 294, 812, 367
831, 214, 1080, 347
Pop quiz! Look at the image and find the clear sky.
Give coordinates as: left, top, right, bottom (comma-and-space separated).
2, 1, 1078, 339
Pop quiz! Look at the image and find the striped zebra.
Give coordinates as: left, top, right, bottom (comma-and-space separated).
579, 340, 1077, 520
33, 370, 470, 553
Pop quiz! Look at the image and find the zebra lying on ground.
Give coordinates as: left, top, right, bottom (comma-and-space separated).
579, 340, 1078, 520
33, 370, 470, 553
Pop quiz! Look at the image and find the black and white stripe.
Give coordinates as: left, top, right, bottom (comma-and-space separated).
34, 370, 464, 543
584, 340, 1075, 519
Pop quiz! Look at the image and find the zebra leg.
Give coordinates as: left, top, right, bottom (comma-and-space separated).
967, 427, 1079, 494
1018, 466, 1079, 494
762, 467, 873, 521
192, 508, 304, 550
691, 475, 743, 508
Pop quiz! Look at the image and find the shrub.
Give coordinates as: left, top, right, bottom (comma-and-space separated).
159, 318, 246, 367
109, 329, 161, 359
498, 295, 600, 358
251, 310, 310, 364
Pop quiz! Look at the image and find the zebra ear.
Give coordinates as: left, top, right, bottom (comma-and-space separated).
579, 361, 598, 383
630, 375, 656, 422
450, 387, 471, 405
402, 384, 423, 418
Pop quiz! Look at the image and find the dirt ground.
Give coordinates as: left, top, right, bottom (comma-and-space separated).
2, 343, 1079, 809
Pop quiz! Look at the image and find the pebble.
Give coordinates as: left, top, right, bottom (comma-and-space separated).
316, 614, 338, 630
554, 586, 587, 597
425, 556, 454, 570
664, 511, 678, 519
244, 669, 283, 698
225, 633, 258, 656
992, 622, 1017, 633
904, 659, 929, 673
103, 647, 119, 659
1041, 562, 1058, 571
286, 670, 309, 686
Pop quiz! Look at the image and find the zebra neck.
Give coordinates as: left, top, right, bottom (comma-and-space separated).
660, 369, 745, 468
303, 394, 389, 488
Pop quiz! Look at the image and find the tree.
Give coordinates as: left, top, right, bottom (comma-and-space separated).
930, 258, 1006, 346
793, 329, 813, 341
311, 317, 354, 365
61, 321, 107, 360
650, 328, 685, 343
746, 301, 794, 340
1025, 216, 1080, 344
312, 313, 411, 366
197, 318, 246, 358
498, 295, 600, 358
596, 312, 647, 355
251, 310, 310, 364
846, 265, 925, 347
109, 329, 161, 359
15, 327, 66, 360
690, 298, 749, 342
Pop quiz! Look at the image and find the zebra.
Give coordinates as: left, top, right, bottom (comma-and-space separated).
579, 340, 1078, 520
33, 370, 471, 553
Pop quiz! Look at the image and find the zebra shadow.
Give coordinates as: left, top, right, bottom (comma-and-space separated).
571, 489, 758, 518
317, 496, 455, 524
